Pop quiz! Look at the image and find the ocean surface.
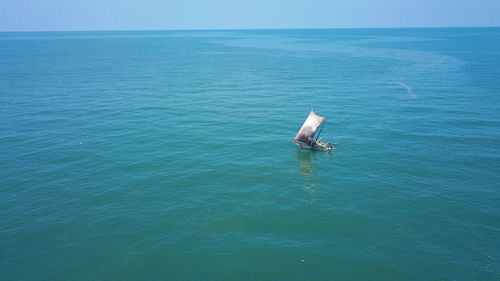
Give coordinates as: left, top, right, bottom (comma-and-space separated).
1, 28, 499, 280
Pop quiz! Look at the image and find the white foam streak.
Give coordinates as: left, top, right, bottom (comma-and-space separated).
396, 81, 417, 98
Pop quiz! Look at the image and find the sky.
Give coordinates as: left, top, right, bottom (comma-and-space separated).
0, 0, 499, 31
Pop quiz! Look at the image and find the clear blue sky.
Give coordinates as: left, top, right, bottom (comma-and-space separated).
1, 0, 499, 31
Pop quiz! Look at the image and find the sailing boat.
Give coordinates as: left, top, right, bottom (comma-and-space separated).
293, 111, 335, 152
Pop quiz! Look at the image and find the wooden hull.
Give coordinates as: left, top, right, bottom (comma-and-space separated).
292, 140, 335, 152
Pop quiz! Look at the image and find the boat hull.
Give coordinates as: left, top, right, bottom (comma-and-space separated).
292, 140, 335, 152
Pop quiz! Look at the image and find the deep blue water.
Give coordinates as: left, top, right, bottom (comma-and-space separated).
1, 28, 499, 280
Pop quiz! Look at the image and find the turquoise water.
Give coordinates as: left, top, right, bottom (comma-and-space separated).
1, 28, 499, 280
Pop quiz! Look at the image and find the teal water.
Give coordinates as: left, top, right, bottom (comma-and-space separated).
1, 28, 499, 280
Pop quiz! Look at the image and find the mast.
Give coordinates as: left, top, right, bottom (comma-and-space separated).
315, 119, 326, 142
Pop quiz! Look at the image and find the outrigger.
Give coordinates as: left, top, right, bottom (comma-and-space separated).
292, 111, 335, 152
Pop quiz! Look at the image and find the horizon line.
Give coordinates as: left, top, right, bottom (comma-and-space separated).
1, 25, 499, 33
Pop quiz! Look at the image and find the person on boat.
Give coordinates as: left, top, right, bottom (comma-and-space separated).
315, 140, 329, 147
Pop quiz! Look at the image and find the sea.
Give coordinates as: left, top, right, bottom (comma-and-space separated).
1, 28, 499, 280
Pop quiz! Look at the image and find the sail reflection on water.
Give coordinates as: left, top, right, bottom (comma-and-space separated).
295, 148, 318, 193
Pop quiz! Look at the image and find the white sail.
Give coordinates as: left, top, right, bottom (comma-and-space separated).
293, 111, 326, 145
